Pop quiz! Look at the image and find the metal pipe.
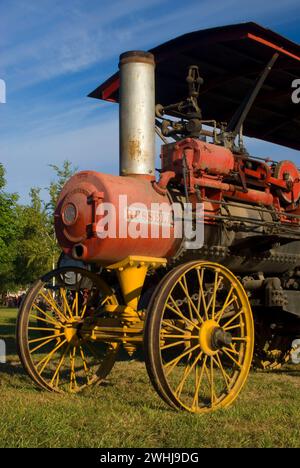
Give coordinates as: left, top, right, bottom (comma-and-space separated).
119, 51, 155, 177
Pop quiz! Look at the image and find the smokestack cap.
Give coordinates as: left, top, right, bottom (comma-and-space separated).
119, 51, 155, 67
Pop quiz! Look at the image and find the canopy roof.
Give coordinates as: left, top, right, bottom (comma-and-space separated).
89, 22, 300, 151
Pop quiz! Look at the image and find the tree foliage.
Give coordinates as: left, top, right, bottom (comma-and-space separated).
47, 160, 77, 215
0, 164, 19, 292
0, 160, 77, 293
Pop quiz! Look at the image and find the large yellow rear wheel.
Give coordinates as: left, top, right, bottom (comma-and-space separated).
144, 261, 254, 413
17, 267, 119, 393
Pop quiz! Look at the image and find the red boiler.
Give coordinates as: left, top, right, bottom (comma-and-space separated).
55, 171, 180, 264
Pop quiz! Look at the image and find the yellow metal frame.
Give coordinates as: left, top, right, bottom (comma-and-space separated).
81, 256, 167, 355
107, 256, 167, 310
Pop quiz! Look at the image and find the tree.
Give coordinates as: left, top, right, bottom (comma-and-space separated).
0, 164, 20, 293
47, 160, 77, 215
13, 160, 77, 287
13, 188, 55, 285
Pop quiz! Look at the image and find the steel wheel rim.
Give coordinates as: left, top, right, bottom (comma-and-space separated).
145, 261, 254, 414
17, 267, 119, 393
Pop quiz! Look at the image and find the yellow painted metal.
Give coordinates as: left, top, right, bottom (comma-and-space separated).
80, 318, 144, 343
107, 256, 167, 310
21, 269, 120, 393
198, 319, 219, 357
157, 261, 254, 414
104, 305, 142, 323
64, 323, 80, 344
58, 257, 167, 355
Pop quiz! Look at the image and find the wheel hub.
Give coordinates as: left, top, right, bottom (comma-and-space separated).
198, 319, 232, 356
64, 321, 80, 344
212, 328, 232, 349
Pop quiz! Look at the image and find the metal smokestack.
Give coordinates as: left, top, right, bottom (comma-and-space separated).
119, 51, 155, 176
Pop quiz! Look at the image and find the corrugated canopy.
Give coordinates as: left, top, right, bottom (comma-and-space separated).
89, 22, 300, 151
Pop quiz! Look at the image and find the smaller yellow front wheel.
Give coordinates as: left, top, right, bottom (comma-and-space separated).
144, 261, 254, 414
17, 267, 119, 393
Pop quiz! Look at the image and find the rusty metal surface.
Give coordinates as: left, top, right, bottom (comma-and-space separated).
119, 51, 155, 176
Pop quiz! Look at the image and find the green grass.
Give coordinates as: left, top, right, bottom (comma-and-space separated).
1, 307, 300, 448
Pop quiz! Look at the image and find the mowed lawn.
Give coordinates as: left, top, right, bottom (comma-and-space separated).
0, 307, 300, 448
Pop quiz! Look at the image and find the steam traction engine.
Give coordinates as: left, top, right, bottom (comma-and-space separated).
17, 23, 300, 413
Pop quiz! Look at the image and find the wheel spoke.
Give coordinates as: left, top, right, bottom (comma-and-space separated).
36, 339, 68, 375
31, 305, 60, 327
60, 288, 73, 319
204, 358, 217, 404
224, 323, 243, 331
161, 333, 199, 339
175, 351, 203, 398
28, 326, 59, 332
40, 291, 67, 323
222, 348, 242, 368
28, 332, 65, 345
100, 296, 110, 307
79, 346, 91, 383
161, 340, 185, 351
29, 313, 57, 327
212, 353, 231, 390
223, 346, 240, 356
181, 276, 193, 321
192, 355, 207, 409
210, 357, 215, 406
196, 268, 209, 321
50, 343, 70, 387
80, 304, 87, 319
166, 296, 201, 330
178, 278, 204, 324
69, 346, 77, 391
161, 320, 187, 335
164, 343, 201, 376
30, 335, 63, 354
215, 286, 235, 323
206, 272, 222, 319
222, 309, 243, 330
72, 292, 79, 317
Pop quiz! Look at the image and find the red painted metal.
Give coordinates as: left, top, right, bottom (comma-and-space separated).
102, 76, 119, 102
273, 160, 300, 204
55, 141, 300, 264
161, 139, 234, 176
247, 33, 300, 62
55, 172, 180, 264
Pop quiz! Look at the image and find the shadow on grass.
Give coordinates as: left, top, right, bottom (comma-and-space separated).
267, 367, 300, 378
0, 322, 17, 356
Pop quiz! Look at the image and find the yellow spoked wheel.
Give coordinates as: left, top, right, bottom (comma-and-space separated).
144, 261, 254, 414
17, 267, 119, 393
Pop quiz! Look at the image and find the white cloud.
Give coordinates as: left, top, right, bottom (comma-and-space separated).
0, 116, 119, 202
2, 0, 299, 91
0, 0, 299, 202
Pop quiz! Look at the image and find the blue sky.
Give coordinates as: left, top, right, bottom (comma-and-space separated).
0, 0, 300, 203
